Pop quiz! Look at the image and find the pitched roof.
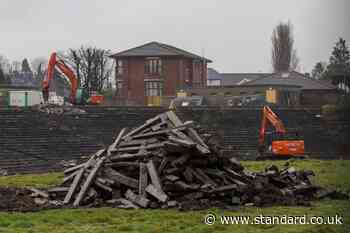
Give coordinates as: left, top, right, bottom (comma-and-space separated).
110, 41, 212, 62
244, 71, 337, 90
221, 73, 271, 86
207, 68, 222, 80
9, 72, 39, 88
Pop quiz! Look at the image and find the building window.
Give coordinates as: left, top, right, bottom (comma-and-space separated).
116, 60, 124, 75
145, 81, 163, 96
145, 58, 162, 75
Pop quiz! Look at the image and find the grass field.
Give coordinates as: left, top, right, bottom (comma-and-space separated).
0, 159, 349, 233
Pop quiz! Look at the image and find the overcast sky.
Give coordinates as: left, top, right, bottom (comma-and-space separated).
1, 0, 349, 73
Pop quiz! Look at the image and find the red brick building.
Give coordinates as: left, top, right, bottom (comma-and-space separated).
110, 41, 212, 106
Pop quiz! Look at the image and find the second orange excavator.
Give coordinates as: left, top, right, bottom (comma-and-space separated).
42, 52, 104, 105
257, 106, 306, 160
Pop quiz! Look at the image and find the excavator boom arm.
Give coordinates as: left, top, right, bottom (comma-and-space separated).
42, 52, 78, 104
259, 106, 286, 146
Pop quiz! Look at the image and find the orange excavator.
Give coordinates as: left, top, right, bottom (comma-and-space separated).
257, 106, 306, 160
42, 52, 104, 105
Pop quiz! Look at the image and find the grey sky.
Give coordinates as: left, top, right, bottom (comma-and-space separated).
1, 0, 349, 73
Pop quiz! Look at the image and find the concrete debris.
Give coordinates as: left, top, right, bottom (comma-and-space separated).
0, 168, 8, 176
37, 104, 86, 115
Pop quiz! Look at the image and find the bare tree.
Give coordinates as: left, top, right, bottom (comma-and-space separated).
10, 60, 21, 73
0, 54, 10, 74
31, 56, 48, 85
21, 58, 32, 73
66, 49, 82, 86
65, 46, 112, 94
31, 57, 47, 74
271, 21, 299, 72
0, 63, 6, 84
290, 49, 300, 72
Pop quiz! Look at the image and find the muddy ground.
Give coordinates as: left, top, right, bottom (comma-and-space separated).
0, 187, 45, 212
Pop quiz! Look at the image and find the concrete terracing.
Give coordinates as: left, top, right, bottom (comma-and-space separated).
0, 106, 349, 174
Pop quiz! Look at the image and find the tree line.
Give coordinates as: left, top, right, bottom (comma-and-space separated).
2, 22, 349, 95
0, 57, 36, 84
270, 21, 349, 93
0, 46, 113, 95
311, 38, 350, 91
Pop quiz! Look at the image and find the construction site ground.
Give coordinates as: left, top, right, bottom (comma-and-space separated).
0, 159, 349, 233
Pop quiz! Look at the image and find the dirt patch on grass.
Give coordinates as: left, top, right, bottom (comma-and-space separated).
0, 187, 44, 212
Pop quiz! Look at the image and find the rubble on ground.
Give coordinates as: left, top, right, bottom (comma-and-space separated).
0, 168, 8, 176
0, 188, 48, 212
25, 111, 348, 210
36, 104, 86, 115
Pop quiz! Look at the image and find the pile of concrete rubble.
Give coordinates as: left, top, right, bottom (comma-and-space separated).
29, 111, 348, 210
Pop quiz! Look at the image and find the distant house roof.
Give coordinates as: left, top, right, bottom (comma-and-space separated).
207, 68, 222, 80
244, 71, 337, 90
110, 41, 212, 62
221, 73, 271, 86
10, 72, 39, 88
0, 85, 40, 91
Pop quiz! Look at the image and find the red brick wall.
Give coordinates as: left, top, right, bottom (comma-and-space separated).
163, 58, 179, 97
127, 58, 146, 105
300, 90, 340, 106
183, 59, 193, 88
114, 56, 208, 105
192, 60, 207, 88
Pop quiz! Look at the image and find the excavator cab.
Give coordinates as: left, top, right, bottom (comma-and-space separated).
257, 106, 306, 160
262, 131, 304, 156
